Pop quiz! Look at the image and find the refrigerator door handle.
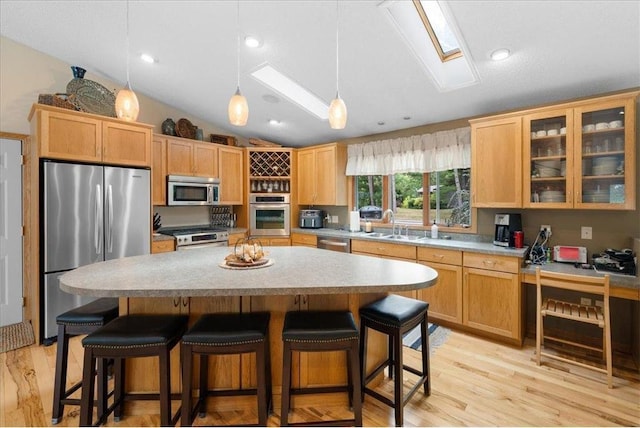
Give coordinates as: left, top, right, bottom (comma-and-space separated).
95, 184, 102, 254
107, 184, 114, 253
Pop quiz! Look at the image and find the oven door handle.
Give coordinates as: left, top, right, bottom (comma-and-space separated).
250, 203, 289, 209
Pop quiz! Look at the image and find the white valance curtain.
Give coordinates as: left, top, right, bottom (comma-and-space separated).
345, 127, 471, 175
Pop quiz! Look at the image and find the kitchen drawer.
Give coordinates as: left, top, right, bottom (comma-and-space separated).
291, 233, 317, 247
417, 247, 462, 265
152, 239, 175, 254
351, 239, 416, 260
463, 252, 520, 274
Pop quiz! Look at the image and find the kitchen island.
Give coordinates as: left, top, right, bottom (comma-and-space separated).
60, 246, 438, 411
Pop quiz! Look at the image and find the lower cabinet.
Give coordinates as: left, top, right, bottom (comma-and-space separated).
462, 253, 522, 344
151, 239, 175, 254
416, 248, 463, 324
259, 237, 291, 246
291, 232, 317, 247
227, 231, 247, 246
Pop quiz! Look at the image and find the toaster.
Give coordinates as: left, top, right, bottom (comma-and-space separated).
553, 245, 587, 264
299, 209, 324, 229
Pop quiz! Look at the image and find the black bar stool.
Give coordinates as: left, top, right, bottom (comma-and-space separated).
51, 298, 119, 425
180, 312, 272, 427
359, 294, 430, 427
79, 314, 189, 427
281, 310, 362, 427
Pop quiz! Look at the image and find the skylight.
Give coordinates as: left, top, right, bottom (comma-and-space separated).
251, 64, 329, 120
413, 0, 461, 62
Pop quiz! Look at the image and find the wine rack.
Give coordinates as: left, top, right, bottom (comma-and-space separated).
249, 151, 291, 177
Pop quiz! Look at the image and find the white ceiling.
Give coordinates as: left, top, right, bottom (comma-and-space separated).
1, 1, 639, 147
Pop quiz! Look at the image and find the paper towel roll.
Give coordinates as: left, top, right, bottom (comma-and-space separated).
349, 211, 360, 232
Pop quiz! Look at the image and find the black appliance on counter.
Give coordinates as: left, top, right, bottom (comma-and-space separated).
299, 209, 324, 229
592, 249, 636, 275
493, 213, 522, 247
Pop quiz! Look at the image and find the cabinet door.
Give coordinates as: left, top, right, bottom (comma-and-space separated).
297, 148, 316, 204
152, 137, 167, 205
228, 232, 247, 246
417, 261, 462, 324
38, 110, 102, 162
167, 139, 194, 175
523, 108, 574, 208
463, 267, 521, 342
102, 121, 152, 167
314, 145, 336, 205
291, 233, 317, 247
151, 239, 174, 253
471, 116, 522, 207
193, 142, 218, 177
573, 97, 636, 210
219, 146, 243, 204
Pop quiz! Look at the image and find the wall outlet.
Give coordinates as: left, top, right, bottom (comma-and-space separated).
331, 215, 338, 224
540, 225, 551, 236
580, 297, 591, 306
581, 226, 592, 240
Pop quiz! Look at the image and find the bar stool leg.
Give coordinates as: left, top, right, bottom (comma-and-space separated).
393, 330, 404, 427
265, 337, 273, 413
280, 341, 293, 427
348, 341, 363, 426
114, 358, 125, 421
256, 341, 268, 426
51, 325, 68, 424
79, 349, 96, 427
421, 317, 431, 395
388, 336, 394, 379
198, 354, 209, 418
181, 344, 193, 427
359, 321, 368, 402
159, 348, 172, 427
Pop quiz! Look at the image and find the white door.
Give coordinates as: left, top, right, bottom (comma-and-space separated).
0, 138, 23, 326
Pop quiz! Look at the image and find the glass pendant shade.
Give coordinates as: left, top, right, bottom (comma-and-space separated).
115, 82, 139, 122
328, 94, 347, 129
228, 87, 249, 126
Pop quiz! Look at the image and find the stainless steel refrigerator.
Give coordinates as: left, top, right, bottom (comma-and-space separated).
41, 161, 150, 342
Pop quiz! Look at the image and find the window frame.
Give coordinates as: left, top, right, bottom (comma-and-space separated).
351, 172, 477, 234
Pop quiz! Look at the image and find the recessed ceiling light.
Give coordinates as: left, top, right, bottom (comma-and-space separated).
377, 121, 385, 126
251, 64, 329, 120
269, 119, 281, 125
244, 35, 262, 48
262, 94, 280, 103
140, 53, 156, 64
490, 48, 510, 61
403, 116, 411, 120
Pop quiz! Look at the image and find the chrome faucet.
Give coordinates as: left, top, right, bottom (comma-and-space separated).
383, 209, 396, 236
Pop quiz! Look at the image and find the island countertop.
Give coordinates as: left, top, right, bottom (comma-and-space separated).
60, 246, 438, 298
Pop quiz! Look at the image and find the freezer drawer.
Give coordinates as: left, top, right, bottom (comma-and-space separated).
43, 271, 96, 341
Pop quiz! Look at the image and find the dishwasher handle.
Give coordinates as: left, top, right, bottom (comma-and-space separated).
319, 239, 348, 247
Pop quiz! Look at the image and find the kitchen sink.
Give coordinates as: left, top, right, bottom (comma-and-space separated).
362, 232, 392, 238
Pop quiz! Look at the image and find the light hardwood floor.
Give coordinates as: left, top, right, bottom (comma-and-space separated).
1, 330, 638, 427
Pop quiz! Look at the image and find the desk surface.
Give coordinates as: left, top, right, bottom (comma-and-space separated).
60, 246, 438, 298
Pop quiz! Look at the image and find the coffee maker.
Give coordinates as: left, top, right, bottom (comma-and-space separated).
493, 213, 522, 247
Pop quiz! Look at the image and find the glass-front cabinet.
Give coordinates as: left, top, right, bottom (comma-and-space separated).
573, 98, 635, 210
523, 95, 636, 210
523, 108, 573, 208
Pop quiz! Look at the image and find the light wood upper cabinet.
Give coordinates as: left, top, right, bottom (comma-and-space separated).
166, 137, 219, 178
523, 94, 637, 210
166, 139, 193, 175
102, 121, 151, 166
470, 116, 522, 208
297, 143, 347, 206
193, 142, 218, 177
29, 104, 152, 167
219, 146, 243, 204
152, 137, 167, 205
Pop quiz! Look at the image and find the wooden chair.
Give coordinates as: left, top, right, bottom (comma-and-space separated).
535, 267, 612, 388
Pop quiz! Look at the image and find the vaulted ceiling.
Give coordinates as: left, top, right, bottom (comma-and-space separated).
1, 1, 638, 147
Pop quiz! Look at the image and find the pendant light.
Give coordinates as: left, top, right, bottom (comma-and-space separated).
228, 0, 248, 126
115, 0, 140, 122
328, 0, 347, 130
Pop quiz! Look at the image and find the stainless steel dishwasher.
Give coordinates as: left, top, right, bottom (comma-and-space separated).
316, 235, 351, 253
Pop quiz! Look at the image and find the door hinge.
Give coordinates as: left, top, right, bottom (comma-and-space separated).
22, 297, 26, 307
22, 226, 25, 236
20, 154, 25, 165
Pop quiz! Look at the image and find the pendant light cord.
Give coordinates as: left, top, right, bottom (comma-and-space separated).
335, 0, 340, 97
125, 0, 131, 87
236, 0, 241, 90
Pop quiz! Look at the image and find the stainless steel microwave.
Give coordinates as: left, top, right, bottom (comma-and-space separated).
167, 175, 220, 206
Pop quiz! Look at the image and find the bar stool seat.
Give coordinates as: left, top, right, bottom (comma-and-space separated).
359, 294, 430, 427
281, 310, 362, 427
51, 298, 119, 425
181, 312, 272, 427
79, 314, 189, 427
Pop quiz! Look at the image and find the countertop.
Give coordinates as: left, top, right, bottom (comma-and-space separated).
521, 262, 639, 293
292, 227, 529, 258
59, 246, 438, 298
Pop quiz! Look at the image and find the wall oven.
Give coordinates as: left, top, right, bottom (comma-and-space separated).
167, 175, 220, 206
249, 194, 290, 237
